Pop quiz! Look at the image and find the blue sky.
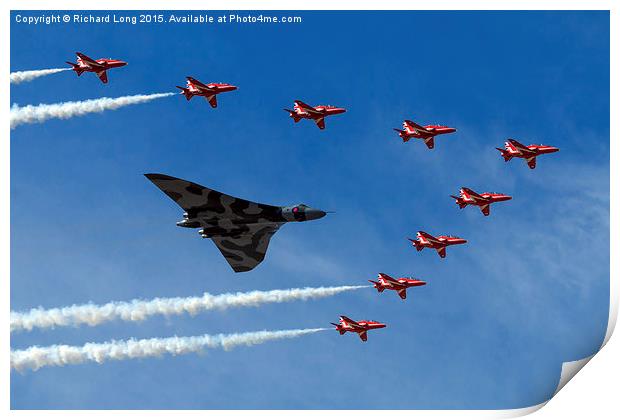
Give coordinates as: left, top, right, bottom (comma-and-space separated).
10, 10, 609, 409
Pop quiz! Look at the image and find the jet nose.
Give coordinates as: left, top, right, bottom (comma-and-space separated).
227, 85, 238, 91
306, 209, 327, 220
118, 61, 128, 67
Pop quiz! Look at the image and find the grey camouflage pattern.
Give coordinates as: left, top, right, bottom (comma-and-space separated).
145, 174, 326, 273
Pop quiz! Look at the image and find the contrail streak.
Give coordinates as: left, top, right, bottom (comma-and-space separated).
10, 92, 175, 129
11, 328, 328, 371
10, 68, 70, 84
11, 286, 368, 332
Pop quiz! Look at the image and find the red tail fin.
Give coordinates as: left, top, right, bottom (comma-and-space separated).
176, 86, 193, 101
284, 109, 301, 122
66, 62, 84, 76
368, 280, 384, 292
496, 148, 512, 162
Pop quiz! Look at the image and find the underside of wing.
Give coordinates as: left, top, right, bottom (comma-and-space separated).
315, 118, 325, 130
96, 70, 108, 84
207, 94, 218, 108
144, 173, 281, 217
210, 223, 283, 272
397, 289, 407, 300
527, 156, 537, 169
481, 204, 490, 216
437, 247, 446, 258
424, 136, 435, 149
358, 331, 368, 342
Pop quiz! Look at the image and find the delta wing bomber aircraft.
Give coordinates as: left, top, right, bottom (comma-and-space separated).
145, 173, 327, 273
66, 51, 127, 84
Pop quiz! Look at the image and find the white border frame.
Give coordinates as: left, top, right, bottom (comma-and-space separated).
3, 1, 617, 418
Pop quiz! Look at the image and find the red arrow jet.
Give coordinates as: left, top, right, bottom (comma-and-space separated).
177, 76, 237, 108
394, 119, 456, 149
369, 272, 426, 300
66, 52, 127, 84
497, 139, 560, 169
331, 316, 386, 342
284, 100, 346, 130
451, 187, 512, 216
408, 230, 467, 258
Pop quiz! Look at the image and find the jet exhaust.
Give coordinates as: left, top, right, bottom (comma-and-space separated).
10, 92, 176, 129
10, 68, 70, 85
11, 285, 369, 332
10, 328, 328, 372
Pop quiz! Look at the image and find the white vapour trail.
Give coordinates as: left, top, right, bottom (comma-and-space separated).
10, 92, 175, 129
11, 286, 368, 332
10, 68, 70, 84
11, 328, 328, 371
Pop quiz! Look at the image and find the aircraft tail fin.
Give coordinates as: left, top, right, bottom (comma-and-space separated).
66, 62, 84, 76
368, 280, 384, 292
450, 195, 467, 209
284, 109, 301, 122
176, 86, 194, 101
408, 238, 423, 251
393, 128, 409, 142
496, 148, 512, 161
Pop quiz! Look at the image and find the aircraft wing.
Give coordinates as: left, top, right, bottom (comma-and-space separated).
315, 117, 325, 130
96, 70, 108, 84
397, 289, 407, 300
294, 100, 322, 116
339, 315, 360, 327
527, 156, 537, 169
358, 331, 368, 342
404, 120, 431, 134
187, 76, 209, 88
76, 52, 102, 67
507, 138, 530, 152
144, 173, 281, 219
211, 223, 283, 272
436, 247, 446, 258
480, 204, 490, 216
206, 94, 218, 108
423, 137, 435, 149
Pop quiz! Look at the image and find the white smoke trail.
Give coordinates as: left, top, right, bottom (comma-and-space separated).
10, 68, 70, 85
10, 92, 175, 129
11, 328, 328, 371
11, 285, 368, 332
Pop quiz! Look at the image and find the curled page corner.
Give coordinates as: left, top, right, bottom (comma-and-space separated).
554, 355, 595, 396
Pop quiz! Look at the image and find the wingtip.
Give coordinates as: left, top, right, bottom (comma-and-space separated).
144, 173, 176, 182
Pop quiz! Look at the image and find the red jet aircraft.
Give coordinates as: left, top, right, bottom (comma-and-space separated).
394, 119, 456, 149
369, 272, 426, 300
177, 76, 238, 108
451, 187, 512, 216
408, 230, 467, 258
497, 139, 560, 169
331, 316, 386, 342
66, 52, 127, 84
284, 100, 346, 130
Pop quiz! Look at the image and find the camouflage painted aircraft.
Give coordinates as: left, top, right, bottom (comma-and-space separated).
145, 173, 328, 273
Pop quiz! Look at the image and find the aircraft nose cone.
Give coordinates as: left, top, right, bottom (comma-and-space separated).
307, 209, 327, 220
118, 61, 128, 67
